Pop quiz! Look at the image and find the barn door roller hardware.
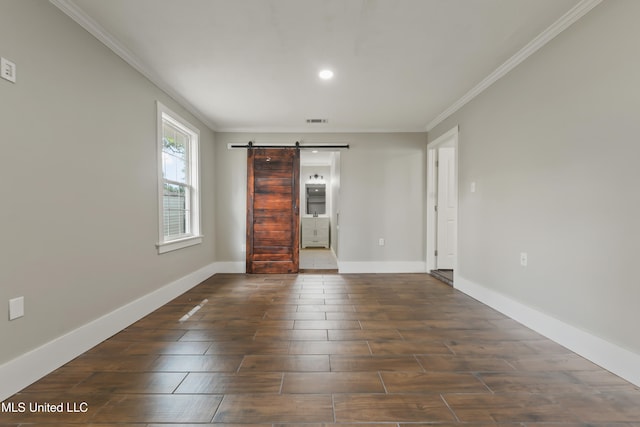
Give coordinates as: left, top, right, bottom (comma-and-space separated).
230, 141, 349, 149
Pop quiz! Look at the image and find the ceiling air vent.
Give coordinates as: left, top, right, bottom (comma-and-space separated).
306, 119, 328, 124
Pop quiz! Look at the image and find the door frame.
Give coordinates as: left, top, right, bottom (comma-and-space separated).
426, 125, 459, 275
299, 150, 342, 263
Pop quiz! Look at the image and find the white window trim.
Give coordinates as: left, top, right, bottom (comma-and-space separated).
156, 101, 202, 254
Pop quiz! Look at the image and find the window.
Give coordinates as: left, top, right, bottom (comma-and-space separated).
156, 101, 202, 253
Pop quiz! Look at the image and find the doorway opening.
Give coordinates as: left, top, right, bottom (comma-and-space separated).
299, 150, 341, 272
426, 126, 458, 286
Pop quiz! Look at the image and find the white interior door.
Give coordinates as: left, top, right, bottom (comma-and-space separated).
436, 146, 457, 269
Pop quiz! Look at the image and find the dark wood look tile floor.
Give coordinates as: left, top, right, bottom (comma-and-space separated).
3, 273, 640, 426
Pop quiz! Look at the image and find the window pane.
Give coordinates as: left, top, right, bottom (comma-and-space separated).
164, 209, 187, 237
162, 151, 187, 183
175, 130, 188, 156
163, 123, 187, 160
162, 122, 188, 183
162, 123, 176, 150
163, 183, 189, 238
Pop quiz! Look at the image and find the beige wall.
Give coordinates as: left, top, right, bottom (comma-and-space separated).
214, 133, 427, 265
0, 0, 216, 364
430, 0, 640, 353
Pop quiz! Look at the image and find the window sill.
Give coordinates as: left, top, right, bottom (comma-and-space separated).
157, 235, 203, 254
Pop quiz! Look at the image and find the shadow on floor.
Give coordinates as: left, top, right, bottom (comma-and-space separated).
430, 269, 453, 286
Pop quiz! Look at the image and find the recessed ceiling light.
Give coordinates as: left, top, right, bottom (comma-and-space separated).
312, 150, 318, 153
319, 69, 334, 80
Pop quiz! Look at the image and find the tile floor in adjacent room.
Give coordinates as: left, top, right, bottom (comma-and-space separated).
2, 273, 640, 425
299, 248, 338, 271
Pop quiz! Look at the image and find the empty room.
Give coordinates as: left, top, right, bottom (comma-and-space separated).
1, 0, 640, 425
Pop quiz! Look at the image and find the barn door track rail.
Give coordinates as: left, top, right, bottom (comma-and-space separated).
230, 141, 349, 150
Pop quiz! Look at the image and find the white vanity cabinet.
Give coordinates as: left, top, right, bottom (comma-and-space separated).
301, 217, 329, 248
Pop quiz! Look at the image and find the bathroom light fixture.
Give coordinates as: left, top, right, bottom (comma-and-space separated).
318, 69, 334, 80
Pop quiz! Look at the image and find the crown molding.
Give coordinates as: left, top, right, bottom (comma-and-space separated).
426, 0, 603, 132
49, 0, 219, 132
216, 126, 427, 134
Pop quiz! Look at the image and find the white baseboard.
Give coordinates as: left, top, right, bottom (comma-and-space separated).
0, 262, 218, 402
455, 275, 640, 387
215, 261, 246, 273
338, 261, 426, 274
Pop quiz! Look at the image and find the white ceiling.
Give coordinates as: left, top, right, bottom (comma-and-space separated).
57, 0, 589, 133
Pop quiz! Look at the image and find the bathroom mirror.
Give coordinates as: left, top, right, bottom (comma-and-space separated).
305, 184, 326, 215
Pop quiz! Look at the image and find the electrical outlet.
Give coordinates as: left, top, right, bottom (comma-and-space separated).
9, 296, 24, 320
1, 57, 16, 83
378, 238, 385, 246
520, 252, 528, 267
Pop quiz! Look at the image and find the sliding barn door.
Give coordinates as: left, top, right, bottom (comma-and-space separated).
247, 148, 300, 273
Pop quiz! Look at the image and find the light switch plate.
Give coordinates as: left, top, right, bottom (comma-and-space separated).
520, 252, 528, 267
1, 57, 16, 83
9, 296, 24, 320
